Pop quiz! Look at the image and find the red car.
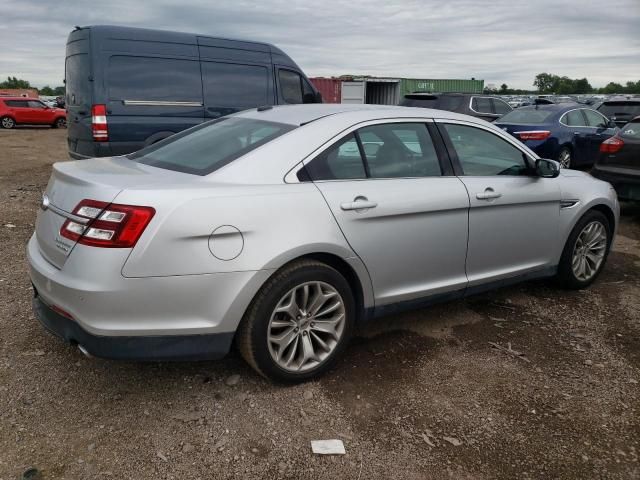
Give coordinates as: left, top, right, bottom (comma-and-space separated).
0, 97, 66, 129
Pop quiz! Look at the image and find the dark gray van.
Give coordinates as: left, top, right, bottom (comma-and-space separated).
66, 25, 321, 159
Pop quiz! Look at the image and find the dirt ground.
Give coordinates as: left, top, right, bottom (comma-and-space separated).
1, 128, 639, 480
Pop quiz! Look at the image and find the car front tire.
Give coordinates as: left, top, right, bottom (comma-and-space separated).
556, 210, 612, 289
236, 259, 355, 383
1, 116, 15, 129
52, 117, 67, 129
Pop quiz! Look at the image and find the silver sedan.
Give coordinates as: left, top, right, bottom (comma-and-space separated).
28, 104, 619, 382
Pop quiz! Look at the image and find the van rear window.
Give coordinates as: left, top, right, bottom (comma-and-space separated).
65, 53, 91, 106
129, 118, 295, 175
108, 56, 203, 103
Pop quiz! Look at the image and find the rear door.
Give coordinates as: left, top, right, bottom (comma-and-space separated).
437, 120, 561, 287
5, 100, 30, 123
65, 28, 94, 157
560, 109, 591, 163
305, 120, 470, 306
582, 108, 617, 164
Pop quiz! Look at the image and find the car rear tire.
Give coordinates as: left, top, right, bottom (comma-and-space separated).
236, 259, 355, 383
555, 210, 611, 289
558, 147, 572, 169
52, 117, 66, 129
1, 116, 15, 129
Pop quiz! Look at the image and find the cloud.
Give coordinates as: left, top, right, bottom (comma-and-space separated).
1, 0, 638, 89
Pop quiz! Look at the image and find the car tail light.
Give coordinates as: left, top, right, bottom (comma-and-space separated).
60, 199, 155, 248
91, 104, 108, 142
600, 136, 624, 154
515, 130, 551, 141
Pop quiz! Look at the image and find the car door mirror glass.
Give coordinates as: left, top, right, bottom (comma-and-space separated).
536, 158, 560, 178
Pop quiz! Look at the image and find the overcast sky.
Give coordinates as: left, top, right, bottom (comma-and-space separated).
2, 0, 639, 90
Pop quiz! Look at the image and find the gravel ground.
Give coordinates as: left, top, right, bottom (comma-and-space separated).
1, 128, 639, 480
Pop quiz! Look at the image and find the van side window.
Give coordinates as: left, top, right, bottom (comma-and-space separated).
202, 62, 269, 111
108, 56, 202, 103
279, 70, 305, 104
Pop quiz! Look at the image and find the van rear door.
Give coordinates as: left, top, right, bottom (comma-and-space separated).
65, 28, 93, 159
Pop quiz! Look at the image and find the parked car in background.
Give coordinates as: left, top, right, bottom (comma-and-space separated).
592, 117, 640, 200
65, 25, 321, 159
29, 104, 618, 382
0, 97, 66, 129
597, 99, 640, 128
495, 104, 617, 168
400, 93, 512, 122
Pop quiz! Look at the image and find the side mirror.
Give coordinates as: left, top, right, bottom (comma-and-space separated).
536, 158, 560, 178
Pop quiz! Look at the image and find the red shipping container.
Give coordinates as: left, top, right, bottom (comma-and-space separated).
310, 78, 342, 104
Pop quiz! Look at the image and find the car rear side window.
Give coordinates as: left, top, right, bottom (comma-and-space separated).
108, 56, 202, 103
471, 97, 492, 114
202, 62, 270, 110
359, 123, 441, 178
562, 110, 587, 127
583, 109, 609, 128
442, 123, 529, 176
4, 100, 28, 108
129, 118, 295, 175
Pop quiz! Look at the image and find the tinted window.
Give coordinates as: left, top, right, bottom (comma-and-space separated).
620, 121, 640, 139
28, 100, 46, 109
583, 109, 609, 128
65, 53, 90, 106
202, 62, 269, 111
305, 134, 366, 181
493, 99, 512, 115
108, 56, 202, 102
130, 118, 294, 175
472, 97, 492, 114
597, 102, 640, 119
443, 124, 529, 176
279, 70, 303, 104
498, 109, 554, 124
562, 110, 587, 127
4, 100, 28, 108
359, 123, 441, 178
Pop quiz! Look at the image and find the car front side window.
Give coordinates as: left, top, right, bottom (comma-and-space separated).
442, 123, 530, 176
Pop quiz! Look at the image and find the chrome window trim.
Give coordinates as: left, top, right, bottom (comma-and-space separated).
468, 96, 500, 116
558, 108, 591, 128
284, 118, 438, 184
122, 100, 204, 107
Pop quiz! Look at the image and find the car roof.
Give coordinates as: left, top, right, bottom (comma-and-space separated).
234, 103, 477, 126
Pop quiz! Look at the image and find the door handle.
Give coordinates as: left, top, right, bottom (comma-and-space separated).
476, 188, 502, 200
340, 197, 377, 211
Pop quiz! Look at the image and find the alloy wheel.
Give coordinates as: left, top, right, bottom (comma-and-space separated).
558, 149, 571, 168
571, 221, 607, 282
267, 281, 346, 372
1, 117, 15, 129
56, 118, 67, 128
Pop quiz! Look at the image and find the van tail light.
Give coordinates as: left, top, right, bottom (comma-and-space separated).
91, 104, 108, 142
515, 130, 551, 141
600, 136, 624, 154
60, 199, 155, 248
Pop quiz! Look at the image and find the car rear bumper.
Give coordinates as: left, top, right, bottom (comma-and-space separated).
591, 165, 640, 200
32, 294, 234, 361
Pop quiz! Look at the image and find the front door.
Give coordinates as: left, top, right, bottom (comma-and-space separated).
304, 121, 470, 306
437, 121, 561, 288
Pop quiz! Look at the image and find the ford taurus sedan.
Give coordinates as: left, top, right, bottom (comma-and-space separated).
28, 104, 619, 382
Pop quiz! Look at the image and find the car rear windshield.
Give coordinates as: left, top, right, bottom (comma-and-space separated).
497, 109, 554, 124
129, 118, 295, 175
401, 95, 464, 111
598, 102, 640, 119
620, 121, 640, 140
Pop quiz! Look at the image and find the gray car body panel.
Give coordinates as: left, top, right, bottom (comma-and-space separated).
28, 104, 619, 354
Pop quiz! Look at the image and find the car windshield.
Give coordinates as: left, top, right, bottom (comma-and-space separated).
497, 109, 555, 124
129, 117, 296, 175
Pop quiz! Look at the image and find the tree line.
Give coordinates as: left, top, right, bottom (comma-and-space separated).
0, 76, 64, 96
486, 73, 640, 95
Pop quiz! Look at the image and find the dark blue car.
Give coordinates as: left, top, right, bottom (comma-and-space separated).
495, 104, 618, 168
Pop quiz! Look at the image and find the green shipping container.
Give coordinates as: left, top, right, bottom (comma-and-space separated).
400, 78, 484, 96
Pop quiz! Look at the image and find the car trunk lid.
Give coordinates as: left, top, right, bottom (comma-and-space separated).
35, 157, 192, 269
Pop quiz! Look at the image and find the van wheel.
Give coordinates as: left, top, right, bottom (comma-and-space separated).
52, 117, 66, 129
555, 210, 611, 289
1, 116, 15, 129
236, 260, 355, 383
